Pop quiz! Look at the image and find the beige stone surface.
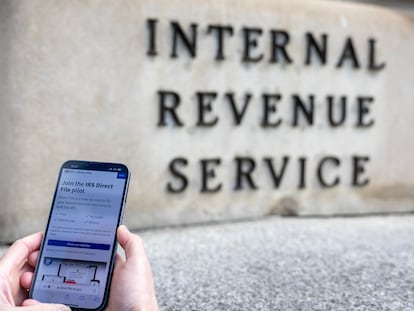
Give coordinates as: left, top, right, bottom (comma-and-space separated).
322, 0, 414, 19
0, 0, 413, 241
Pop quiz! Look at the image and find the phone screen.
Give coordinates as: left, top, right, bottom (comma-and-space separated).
30, 161, 130, 310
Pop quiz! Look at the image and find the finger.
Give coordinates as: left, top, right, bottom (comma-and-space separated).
117, 225, 146, 260
20, 302, 71, 310
22, 299, 41, 306
18, 259, 35, 290
11, 261, 35, 305
28, 250, 40, 267
20, 271, 34, 290
113, 253, 125, 271
21, 260, 35, 275
22, 299, 71, 311
0, 232, 43, 271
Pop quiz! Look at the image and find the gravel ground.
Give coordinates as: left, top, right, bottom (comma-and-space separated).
1, 215, 413, 310
140, 215, 414, 311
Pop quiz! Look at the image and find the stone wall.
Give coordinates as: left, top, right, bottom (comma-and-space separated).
325, 0, 414, 19
0, 0, 413, 241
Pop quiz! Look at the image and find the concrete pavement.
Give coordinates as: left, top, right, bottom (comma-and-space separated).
1, 215, 413, 310
141, 215, 414, 311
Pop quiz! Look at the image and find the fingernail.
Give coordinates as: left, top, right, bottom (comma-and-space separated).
119, 224, 129, 233
58, 306, 71, 311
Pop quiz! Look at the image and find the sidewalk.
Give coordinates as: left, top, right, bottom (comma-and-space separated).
141, 215, 414, 311
1, 215, 413, 310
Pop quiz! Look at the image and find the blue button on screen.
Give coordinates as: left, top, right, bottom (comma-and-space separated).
48, 239, 110, 250
117, 172, 127, 179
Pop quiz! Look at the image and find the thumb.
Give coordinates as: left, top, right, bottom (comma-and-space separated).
19, 303, 71, 311
117, 225, 146, 260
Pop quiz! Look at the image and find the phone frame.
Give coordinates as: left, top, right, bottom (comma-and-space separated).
29, 160, 130, 311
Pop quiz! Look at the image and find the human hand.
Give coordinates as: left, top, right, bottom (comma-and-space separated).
106, 225, 159, 311
0, 232, 70, 310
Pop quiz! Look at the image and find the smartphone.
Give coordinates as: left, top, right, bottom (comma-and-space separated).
30, 160, 130, 310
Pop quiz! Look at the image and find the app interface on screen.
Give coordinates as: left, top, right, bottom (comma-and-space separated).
32, 167, 127, 309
